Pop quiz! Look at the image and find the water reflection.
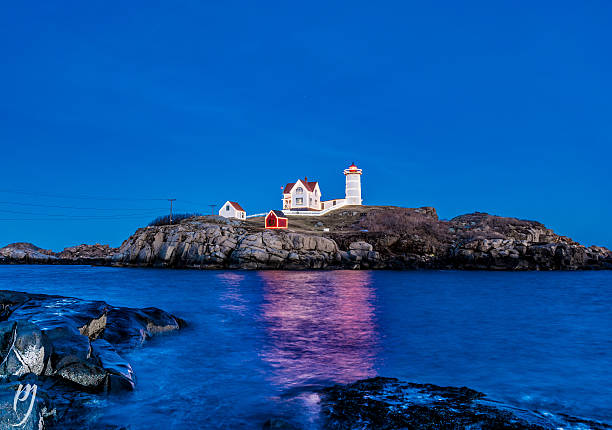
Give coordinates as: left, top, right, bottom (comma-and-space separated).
259, 271, 379, 387
216, 272, 249, 314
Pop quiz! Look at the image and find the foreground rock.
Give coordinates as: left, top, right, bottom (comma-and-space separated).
317, 377, 611, 429
0, 290, 183, 428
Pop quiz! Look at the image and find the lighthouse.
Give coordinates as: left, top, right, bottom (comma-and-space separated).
344, 163, 363, 205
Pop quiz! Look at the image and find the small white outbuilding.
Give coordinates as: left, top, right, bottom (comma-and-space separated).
219, 201, 246, 220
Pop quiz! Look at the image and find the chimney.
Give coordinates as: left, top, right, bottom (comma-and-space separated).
304, 176, 308, 182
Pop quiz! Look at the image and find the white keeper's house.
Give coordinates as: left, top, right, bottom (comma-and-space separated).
219, 201, 246, 219
282, 163, 363, 215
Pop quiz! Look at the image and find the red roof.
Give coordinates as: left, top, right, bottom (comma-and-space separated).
228, 201, 245, 212
283, 179, 318, 194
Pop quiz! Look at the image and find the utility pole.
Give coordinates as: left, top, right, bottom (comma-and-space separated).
209, 204, 216, 215
167, 199, 176, 224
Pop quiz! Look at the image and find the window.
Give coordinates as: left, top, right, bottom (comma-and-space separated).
226, 205, 230, 211
333, 201, 336, 206
296, 198, 303, 205
296, 187, 304, 193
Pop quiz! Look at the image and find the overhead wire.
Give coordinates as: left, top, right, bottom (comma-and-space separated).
0, 200, 166, 211
0, 188, 204, 222
0, 208, 161, 218
0, 189, 168, 201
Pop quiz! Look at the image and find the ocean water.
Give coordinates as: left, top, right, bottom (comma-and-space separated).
0, 266, 611, 428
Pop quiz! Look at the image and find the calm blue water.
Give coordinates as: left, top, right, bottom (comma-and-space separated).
0, 266, 611, 428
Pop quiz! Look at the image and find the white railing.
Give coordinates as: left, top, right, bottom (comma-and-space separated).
246, 212, 268, 218
247, 200, 350, 219
282, 200, 349, 217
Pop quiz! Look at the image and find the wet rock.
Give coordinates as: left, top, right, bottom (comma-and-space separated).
262, 417, 302, 429
101, 307, 183, 349
91, 339, 135, 392
0, 378, 55, 430
0, 321, 52, 377
56, 359, 108, 389
47, 331, 90, 374
0, 290, 182, 394
319, 377, 611, 430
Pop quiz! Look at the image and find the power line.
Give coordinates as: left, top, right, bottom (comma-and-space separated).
0, 215, 159, 221
0, 189, 168, 201
0, 208, 161, 218
0, 190, 205, 223
0, 201, 166, 211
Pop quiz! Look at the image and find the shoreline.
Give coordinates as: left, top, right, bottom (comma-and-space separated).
2, 207, 611, 271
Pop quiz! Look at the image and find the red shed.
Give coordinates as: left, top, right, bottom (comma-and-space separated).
265, 210, 288, 229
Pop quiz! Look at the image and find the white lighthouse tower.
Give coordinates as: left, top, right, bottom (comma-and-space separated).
344, 162, 363, 205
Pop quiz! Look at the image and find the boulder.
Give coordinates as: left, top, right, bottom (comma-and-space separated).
0, 290, 182, 393
319, 377, 610, 430
0, 321, 52, 377
0, 379, 54, 430
348, 241, 373, 251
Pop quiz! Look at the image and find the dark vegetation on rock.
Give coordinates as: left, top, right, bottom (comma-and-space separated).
148, 212, 203, 227
2, 206, 611, 270
0, 290, 183, 428
317, 377, 611, 430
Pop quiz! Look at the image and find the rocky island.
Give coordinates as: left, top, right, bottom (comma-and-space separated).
1, 206, 611, 270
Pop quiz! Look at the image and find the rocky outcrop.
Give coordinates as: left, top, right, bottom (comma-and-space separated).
449, 238, 611, 270
111, 219, 341, 269
443, 212, 612, 270
0, 242, 117, 265
56, 243, 116, 263
318, 377, 611, 429
0, 290, 183, 428
0, 243, 57, 264
108, 211, 612, 271
3, 208, 612, 270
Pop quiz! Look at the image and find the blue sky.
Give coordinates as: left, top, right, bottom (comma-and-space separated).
1, 1, 611, 250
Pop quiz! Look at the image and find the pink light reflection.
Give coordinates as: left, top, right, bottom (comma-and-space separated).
258, 271, 379, 387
